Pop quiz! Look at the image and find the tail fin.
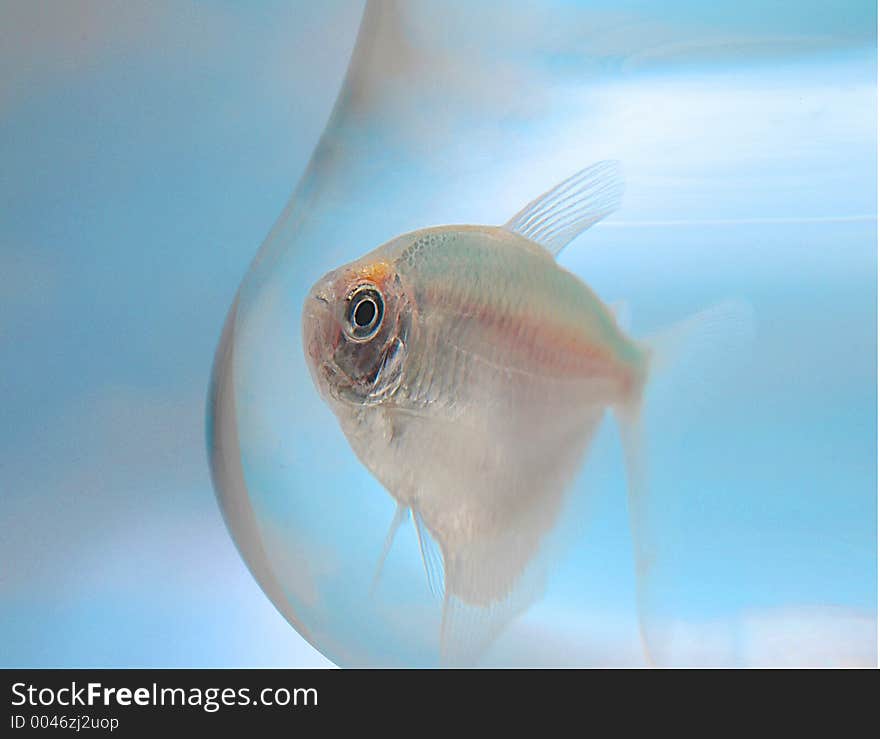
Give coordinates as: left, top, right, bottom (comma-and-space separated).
615, 300, 756, 665
644, 300, 757, 406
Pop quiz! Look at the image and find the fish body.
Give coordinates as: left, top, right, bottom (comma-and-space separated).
301, 162, 747, 661
306, 222, 644, 606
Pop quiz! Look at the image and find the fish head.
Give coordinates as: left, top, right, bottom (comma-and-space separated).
303, 255, 411, 409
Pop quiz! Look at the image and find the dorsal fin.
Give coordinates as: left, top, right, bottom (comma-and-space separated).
503, 160, 624, 257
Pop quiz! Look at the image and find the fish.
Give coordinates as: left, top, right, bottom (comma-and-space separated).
301, 161, 750, 664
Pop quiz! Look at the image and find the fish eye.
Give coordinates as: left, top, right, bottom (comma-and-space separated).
345, 285, 384, 341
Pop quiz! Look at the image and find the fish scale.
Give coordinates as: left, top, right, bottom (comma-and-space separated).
393, 227, 640, 392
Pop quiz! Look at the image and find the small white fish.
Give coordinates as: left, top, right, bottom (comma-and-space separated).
302, 161, 750, 663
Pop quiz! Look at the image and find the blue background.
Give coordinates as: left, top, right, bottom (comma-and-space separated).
1, 0, 876, 666
0, 1, 368, 667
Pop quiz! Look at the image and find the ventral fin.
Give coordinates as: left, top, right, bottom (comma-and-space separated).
370, 503, 409, 596
413, 509, 446, 601
503, 160, 624, 257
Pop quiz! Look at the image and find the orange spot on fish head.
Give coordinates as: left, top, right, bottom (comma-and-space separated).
352, 260, 394, 289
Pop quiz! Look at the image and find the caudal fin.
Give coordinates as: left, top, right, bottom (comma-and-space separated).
615, 300, 756, 665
